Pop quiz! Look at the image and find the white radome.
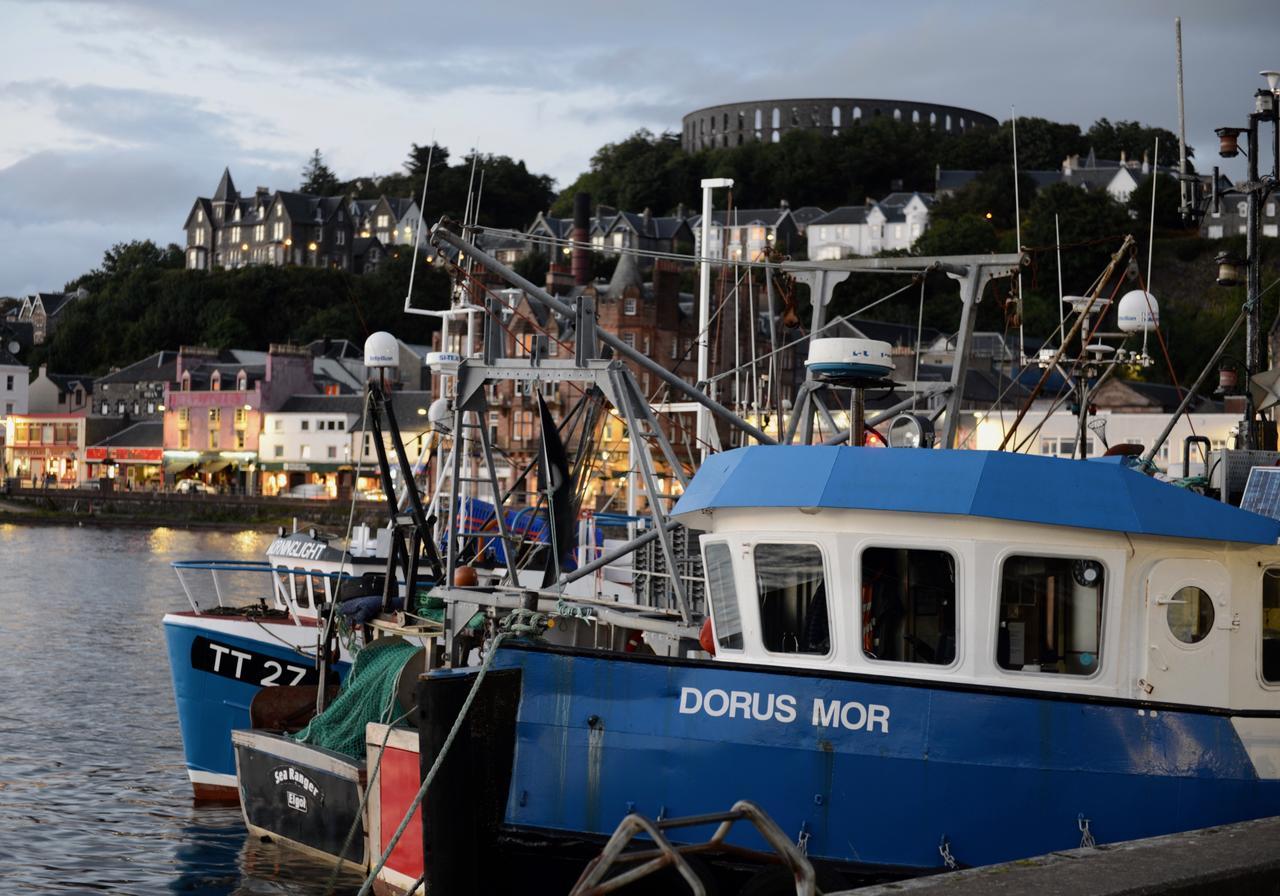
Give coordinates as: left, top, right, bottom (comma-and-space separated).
806, 337, 895, 380
363, 331, 399, 368
1116, 290, 1159, 333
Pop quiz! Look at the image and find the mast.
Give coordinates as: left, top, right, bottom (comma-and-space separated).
697, 178, 733, 459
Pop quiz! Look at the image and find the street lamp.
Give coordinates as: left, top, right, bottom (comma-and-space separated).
1209, 69, 1280, 449
1216, 252, 1247, 286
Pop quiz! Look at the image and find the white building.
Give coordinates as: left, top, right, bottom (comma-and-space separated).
964, 409, 1238, 475
807, 192, 935, 259
0, 345, 27, 418
257, 392, 432, 497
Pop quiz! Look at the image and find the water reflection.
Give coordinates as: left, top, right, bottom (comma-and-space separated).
0, 524, 352, 894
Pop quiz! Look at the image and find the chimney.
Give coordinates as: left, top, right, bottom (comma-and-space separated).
1119, 149, 1127, 166
677, 202, 687, 220
642, 207, 652, 229
779, 198, 790, 209
571, 192, 591, 286
256, 186, 270, 201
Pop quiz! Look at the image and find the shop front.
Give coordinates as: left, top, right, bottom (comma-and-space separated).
162, 450, 259, 494
4, 414, 85, 486
258, 461, 350, 499
85, 445, 164, 490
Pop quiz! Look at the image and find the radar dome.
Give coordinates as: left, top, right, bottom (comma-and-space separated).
1116, 290, 1159, 333
364, 331, 399, 368
806, 338, 894, 382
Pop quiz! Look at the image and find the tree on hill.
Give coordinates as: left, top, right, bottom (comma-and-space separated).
300, 149, 342, 195
1085, 119, 1190, 168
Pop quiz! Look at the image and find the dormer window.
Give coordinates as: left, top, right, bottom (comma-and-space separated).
210, 371, 221, 391
234, 207, 242, 221
182, 372, 191, 392
237, 371, 247, 391
197, 209, 204, 223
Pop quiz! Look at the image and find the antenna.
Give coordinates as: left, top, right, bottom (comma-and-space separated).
1055, 213, 1065, 342
1145, 137, 1160, 360
1011, 107, 1025, 363
404, 139, 435, 313
1175, 17, 1190, 215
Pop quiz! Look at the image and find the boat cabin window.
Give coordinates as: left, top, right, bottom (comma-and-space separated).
1263, 570, 1280, 683
291, 567, 311, 610
754, 543, 828, 655
704, 542, 743, 650
310, 572, 329, 608
861, 547, 956, 665
998, 555, 1103, 675
1167, 586, 1213, 645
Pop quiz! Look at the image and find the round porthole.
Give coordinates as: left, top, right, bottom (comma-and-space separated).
1167, 586, 1214, 644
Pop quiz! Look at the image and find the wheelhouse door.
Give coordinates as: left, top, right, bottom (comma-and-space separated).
1143, 559, 1232, 706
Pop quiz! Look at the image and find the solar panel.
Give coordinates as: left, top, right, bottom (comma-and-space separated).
1240, 466, 1280, 519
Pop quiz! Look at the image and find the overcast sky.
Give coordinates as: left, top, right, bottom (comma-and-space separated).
1, 0, 1277, 296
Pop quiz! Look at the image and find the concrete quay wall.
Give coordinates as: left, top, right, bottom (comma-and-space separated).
840, 816, 1280, 896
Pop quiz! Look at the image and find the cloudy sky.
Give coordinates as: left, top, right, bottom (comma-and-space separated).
0, 0, 1276, 296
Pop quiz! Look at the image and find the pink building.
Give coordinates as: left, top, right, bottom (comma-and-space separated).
162, 344, 315, 493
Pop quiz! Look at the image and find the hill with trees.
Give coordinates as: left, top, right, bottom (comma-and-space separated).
35, 241, 451, 374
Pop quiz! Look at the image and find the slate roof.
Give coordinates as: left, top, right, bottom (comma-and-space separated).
385, 197, 416, 219
606, 250, 644, 299
812, 206, 870, 226
278, 391, 432, 419
94, 420, 163, 448
352, 236, 384, 258
213, 168, 237, 201
0, 344, 22, 366
788, 206, 828, 227
831, 316, 942, 349
47, 372, 96, 393
99, 351, 178, 385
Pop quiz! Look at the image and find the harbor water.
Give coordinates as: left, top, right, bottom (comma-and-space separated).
0, 523, 365, 894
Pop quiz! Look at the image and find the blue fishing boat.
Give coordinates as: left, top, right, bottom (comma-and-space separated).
163, 530, 386, 800
447, 446, 1280, 876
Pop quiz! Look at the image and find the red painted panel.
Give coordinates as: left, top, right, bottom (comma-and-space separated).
378, 744, 424, 878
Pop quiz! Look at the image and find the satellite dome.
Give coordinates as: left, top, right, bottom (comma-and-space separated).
1117, 290, 1159, 333
364, 331, 399, 368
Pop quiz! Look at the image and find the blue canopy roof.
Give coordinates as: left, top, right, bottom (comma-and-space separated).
672, 447, 1280, 546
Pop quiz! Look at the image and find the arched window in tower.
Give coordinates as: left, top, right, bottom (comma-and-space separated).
893, 108, 902, 121
755, 108, 763, 130
771, 130, 780, 143
790, 106, 800, 126
930, 111, 937, 127
738, 110, 745, 131
832, 106, 842, 127
945, 114, 952, 130
771, 107, 780, 128
912, 109, 920, 124
959, 117, 966, 129
853, 106, 862, 122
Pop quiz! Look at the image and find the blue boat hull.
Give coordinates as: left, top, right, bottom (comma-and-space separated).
492, 645, 1280, 871
163, 614, 350, 799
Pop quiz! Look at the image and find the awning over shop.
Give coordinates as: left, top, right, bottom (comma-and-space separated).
258, 462, 349, 473
164, 461, 196, 475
